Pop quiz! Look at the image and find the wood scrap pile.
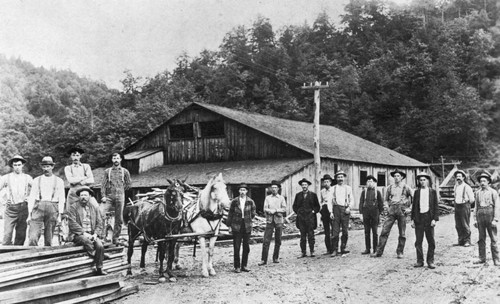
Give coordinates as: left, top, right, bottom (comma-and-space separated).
438, 203, 454, 215
0, 244, 138, 304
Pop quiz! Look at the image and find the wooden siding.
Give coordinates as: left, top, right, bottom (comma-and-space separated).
126, 107, 309, 164
139, 151, 164, 173
279, 159, 435, 213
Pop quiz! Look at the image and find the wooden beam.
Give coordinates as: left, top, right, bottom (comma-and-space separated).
0, 246, 86, 264
54, 283, 125, 304
0, 273, 121, 304
82, 285, 139, 304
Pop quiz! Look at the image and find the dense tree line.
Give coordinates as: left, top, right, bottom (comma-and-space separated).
1, 0, 500, 175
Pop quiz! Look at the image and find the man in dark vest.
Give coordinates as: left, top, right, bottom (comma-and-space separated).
411, 172, 439, 269
293, 178, 320, 258
359, 175, 383, 255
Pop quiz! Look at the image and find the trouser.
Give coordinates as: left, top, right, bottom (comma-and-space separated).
73, 234, 105, 268
332, 205, 349, 252
28, 201, 58, 246
233, 224, 251, 269
100, 193, 125, 243
261, 221, 282, 262
376, 204, 407, 255
3, 202, 28, 245
476, 206, 499, 262
414, 212, 435, 264
454, 203, 471, 245
320, 205, 333, 253
298, 213, 315, 253
363, 207, 380, 251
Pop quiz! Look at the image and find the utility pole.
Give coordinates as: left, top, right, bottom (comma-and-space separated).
429, 156, 461, 181
301, 81, 329, 196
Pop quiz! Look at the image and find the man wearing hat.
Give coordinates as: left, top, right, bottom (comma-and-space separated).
100, 152, 131, 245
64, 146, 95, 210
68, 186, 108, 275
27, 156, 66, 246
453, 169, 474, 247
411, 172, 439, 269
227, 183, 256, 273
0, 155, 33, 245
373, 169, 412, 259
259, 180, 287, 265
359, 175, 383, 255
320, 174, 335, 255
473, 172, 500, 266
292, 178, 320, 257
331, 170, 354, 256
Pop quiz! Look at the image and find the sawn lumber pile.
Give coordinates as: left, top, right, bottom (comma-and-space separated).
0, 244, 138, 304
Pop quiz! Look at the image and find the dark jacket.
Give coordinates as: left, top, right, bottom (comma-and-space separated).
226, 196, 256, 234
411, 188, 439, 224
293, 191, 320, 229
68, 201, 103, 238
359, 188, 384, 214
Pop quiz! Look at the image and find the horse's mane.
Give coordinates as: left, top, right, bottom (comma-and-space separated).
199, 175, 215, 211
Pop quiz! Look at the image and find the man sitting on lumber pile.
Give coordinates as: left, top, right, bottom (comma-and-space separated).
68, 186, 109, 275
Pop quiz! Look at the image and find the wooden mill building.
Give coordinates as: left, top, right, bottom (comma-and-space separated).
94, 102, 433, 214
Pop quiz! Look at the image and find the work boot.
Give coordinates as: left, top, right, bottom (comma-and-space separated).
361, 250, 371, 255
258, 261, 267, 266
241, 267, 250, 272
473, 259, 486, 264
427, 262, 436, 269
330, 250, 338, 257
300, 252, 307, 258
273, 259, 280, 264
397, 253, 404, 259
95, 268, 108, 276
310, 250, 315, 257
413, 262, 424, 268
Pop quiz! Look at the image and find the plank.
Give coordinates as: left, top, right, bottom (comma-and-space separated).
38, 282, 123, 304
0, 273, 121, 304
0, 246, 86, 264
0, 252, 88, 273
54, 283, 124, 304
0, 245, 34, 253
81, 285, 139, 304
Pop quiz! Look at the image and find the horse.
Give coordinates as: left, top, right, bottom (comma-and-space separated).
125, 180, 184, 280
183, 173, 231, 277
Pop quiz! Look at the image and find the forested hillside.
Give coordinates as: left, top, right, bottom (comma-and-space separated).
1, 0, 500, 175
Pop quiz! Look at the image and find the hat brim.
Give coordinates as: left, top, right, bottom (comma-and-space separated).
390, 171, 406, 179
477, 175, 492, 183
68, 148, 85, 155
416, 174, 431, 180
9, 158, 27, 166
334, 174, 347, 178
76, 188, 94, 196
298, 180, 312, 186
40, 162, 55, 166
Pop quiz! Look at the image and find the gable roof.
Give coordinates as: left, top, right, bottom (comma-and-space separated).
193, 102, 426, 167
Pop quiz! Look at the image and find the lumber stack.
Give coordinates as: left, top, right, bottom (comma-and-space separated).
438, 203, 454, 215
0, 244, 138, 303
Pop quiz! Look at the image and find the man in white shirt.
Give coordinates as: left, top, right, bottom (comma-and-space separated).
0, 155, 33, 245
411, 172, 439, 269
331, 171, 354, 256
319, 174, 335, 255
473, 172, 500, 266
64, 147, 95, 211
27, 156, 66, 246
453, 169, 474, 247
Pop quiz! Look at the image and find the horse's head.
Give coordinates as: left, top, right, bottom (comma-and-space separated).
163, 179, 184, 219
200, 173, 230, 211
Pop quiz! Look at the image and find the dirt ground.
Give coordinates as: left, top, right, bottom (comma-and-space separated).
116, 214, 500, 304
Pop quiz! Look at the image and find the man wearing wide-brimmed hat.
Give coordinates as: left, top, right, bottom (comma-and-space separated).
259, 180, 287, 265
372, 169, 412, 259
293, 178, 320, 258
64, 146, 95, 209
453, 169, 474, 247
411, 172, 439, 269
68, 186, 108, 275
359, 175, 383, 255
331, 170, 354, 256
100, 152, 131, 245
0, 155, 33, 245
472, 172, 500, 266
319, 174, 335, 255
227, 183, 256, 273
27, 156, 66, 246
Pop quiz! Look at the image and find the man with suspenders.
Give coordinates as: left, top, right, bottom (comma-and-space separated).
0, 155, 33, 245
27, 156, 66, 246
100, 152, 131, 245
331, 170, 354, 256
64, 146, 95, 210
359, 175, 383, 255
453, 169, 474, 247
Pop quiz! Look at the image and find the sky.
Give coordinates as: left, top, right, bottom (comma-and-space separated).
0, 0, 354, 90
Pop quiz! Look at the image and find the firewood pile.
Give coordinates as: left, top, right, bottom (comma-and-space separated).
438, 203, 454, 215
251, 213, 298, 236
0, 244, 138, 304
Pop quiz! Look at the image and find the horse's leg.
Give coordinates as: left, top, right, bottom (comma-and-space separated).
140, 241, 148, 269
166, 240, 177, 281
158, 241, 166, 278
126, 226, 135, 276
174, 241, 182, 270
198, 236, 209, 277
208, 236, 217, 276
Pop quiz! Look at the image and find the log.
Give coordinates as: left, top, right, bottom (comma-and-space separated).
0, 273, 121, 304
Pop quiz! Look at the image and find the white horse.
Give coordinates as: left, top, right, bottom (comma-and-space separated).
184, 173, 230, 277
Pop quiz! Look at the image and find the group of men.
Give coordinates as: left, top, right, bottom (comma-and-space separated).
226, 168, 500, 273
1, 149, 131, 275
